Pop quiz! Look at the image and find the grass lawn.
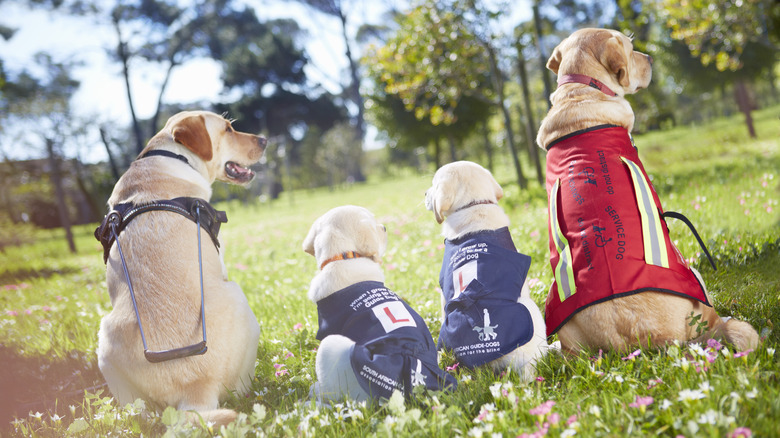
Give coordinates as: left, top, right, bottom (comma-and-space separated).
1, 105, 778, 437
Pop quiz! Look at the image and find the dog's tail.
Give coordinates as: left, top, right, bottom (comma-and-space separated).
184, 408, 239, 428
694, 316, 760, 352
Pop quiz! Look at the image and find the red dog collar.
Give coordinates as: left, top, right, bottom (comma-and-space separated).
557, 74, 617, 97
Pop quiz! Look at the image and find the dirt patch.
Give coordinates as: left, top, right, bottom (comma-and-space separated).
0, 345, 105, 431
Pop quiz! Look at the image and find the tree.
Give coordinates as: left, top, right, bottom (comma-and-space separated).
1, 54, 82, 252
289, 0, 372, 182
660, 0, 778, 138
363, 2, 498, 171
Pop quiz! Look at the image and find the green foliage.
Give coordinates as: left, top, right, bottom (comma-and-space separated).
660, 0, 776, 73
2, 106, 779, 436
364, 2, 493, 127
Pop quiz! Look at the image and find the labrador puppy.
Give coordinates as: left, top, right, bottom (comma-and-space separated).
425, 161, 552, 380
536, 28, 759, 353
303, 205, 456, 403
97, 111, 264, 426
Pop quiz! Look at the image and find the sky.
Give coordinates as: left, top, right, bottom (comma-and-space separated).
0, 0, 532, 160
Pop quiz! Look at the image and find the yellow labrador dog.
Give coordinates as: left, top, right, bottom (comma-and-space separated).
96, 111, 264, 425
425, 161, 554, 380
303, 205, 456, 402
537, 28, 759, 354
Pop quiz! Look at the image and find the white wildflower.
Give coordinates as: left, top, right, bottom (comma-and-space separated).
659, 399, 673, 410
746, 388, 758, 399
589, 405, 601, 418
697, 409, 719, 425
698, 381, 712, 393
678, 389, 706, 402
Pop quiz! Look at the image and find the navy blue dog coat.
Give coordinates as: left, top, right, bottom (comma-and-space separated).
439, 227, 534, 368
316, 281, 457, 399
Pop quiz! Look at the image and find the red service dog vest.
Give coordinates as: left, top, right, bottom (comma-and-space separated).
544, 125, 709, 336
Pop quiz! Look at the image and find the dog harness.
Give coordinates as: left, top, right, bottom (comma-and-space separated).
543, 125, 710, 336
316, 281, 457, 399
92, 150, 225, 363
438, 227, 535, 368
95, 197, 226, 263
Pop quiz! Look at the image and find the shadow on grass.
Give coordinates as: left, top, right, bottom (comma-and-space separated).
0, 267, 80, 285
0, 345, 105, 432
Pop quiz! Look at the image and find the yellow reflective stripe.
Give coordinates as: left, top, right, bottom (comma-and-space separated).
621, 157, 669, 268
549, 179, 576, 301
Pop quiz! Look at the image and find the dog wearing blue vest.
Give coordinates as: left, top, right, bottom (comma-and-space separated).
303, 205, 457, 403
425, 161, 554, 380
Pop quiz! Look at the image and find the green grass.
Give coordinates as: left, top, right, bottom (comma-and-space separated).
1, 105, 779, 437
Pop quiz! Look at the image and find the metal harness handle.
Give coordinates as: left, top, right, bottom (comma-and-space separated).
109, 204, 209, 363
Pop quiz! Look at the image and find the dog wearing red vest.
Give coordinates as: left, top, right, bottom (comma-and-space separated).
536, 28, 759, 354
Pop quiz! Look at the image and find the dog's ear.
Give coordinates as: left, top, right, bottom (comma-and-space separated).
172, 115, 213, 161
431, 183, 454, 224
547, 44, 564, 74
302, 221, 318, 256
491, 175, 504, 201
355, 218, 386, 262
601, 35, 630, 88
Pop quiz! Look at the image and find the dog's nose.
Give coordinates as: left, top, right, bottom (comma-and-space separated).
647, 54, 654, 66
257, 136, 267, 150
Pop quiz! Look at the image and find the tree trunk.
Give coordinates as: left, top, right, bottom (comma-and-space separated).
481, 119, 493, 173
99, 126, 122, 183
433, 136, 441, 170
734, 80, 757, 139
113, 20, 145, 155
72, 157, 101, 223
516, 43, 543, 185
447, 133, 457, 163
338, 9, 366, 183
45, 138, 77, 254
149, 59, 178, 140
533, 2, 553, 110
485, 42, 526, 189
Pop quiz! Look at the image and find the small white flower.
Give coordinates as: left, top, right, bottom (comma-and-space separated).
746, 388, 758, 399
561, 429, 577, 437
468, 426, 484, 438
678, 388, 706, 402
729, 392, 742, 401
659, 399, 673, 410
697, 409, 719, 425
688, 342, 706, 357
698, 381, 712, 393
767, 347, 776, 356
489, 382, 502, 399
589, 405, 601, 418
29, 412, 43, 420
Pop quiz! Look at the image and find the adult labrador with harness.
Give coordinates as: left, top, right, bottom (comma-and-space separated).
95, 111, 264, 426
537, 28, 759, 354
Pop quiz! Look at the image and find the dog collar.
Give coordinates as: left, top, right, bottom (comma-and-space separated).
320, 251, 365, 270
453, 200, 496, 214
557, 74, 616, 97
140, 149, 191, 166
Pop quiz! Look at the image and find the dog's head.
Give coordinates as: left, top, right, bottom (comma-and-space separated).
143, 111, 267, 185
547, 28, 652, 95
303, 205, 388, 269
425, 161, 503, 224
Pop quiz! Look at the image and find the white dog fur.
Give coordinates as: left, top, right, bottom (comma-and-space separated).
426, 161, 555, 380
97, 111, 264, 426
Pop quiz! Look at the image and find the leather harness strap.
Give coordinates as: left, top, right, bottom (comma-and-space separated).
95, 198, 227, 263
